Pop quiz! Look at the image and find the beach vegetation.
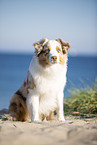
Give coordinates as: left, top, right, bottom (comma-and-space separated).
64, 79, 97, 117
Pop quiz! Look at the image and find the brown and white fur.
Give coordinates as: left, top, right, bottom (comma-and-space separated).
9, 38, 70, 121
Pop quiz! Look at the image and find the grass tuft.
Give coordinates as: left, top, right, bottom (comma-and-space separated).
64, 79, 97, 116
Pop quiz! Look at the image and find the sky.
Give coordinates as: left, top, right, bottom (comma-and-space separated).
0, 0, 97, 56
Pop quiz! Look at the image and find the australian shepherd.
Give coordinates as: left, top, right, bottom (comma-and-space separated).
9, 38, 70, 121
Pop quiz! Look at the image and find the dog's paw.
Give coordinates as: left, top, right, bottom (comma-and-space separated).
31, 117, 41, 122
33, 119, 41, 122
59, 117, 65, 122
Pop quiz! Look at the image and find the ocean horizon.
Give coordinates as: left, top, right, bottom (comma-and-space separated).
0, 53, 97, 109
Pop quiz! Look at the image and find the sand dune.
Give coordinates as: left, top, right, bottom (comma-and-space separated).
0, 109, 97, 145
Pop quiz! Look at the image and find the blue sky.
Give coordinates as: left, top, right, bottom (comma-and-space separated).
0, 0, 97, 55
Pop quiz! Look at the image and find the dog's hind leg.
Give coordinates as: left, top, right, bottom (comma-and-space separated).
46, 112, 55, 121
9, 92, 28, 121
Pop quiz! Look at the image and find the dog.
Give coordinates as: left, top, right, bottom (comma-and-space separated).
9, 38, 70, 121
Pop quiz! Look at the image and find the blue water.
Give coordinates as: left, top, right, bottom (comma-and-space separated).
0, 53, 97, 109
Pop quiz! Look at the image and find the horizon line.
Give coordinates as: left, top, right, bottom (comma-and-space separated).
0, 51, 97, 57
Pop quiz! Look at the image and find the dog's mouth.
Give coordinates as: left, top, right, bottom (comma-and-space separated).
50, 60, 57, 64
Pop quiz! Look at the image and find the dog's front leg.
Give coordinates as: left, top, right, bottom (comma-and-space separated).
31, 95, 40, 121
57, 92, 65, 121
27, 93, 40, 121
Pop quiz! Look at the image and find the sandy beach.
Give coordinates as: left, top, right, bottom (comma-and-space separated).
0, 109, 97, 145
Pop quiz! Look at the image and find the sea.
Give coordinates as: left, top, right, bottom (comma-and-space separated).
0, 53, 97, 109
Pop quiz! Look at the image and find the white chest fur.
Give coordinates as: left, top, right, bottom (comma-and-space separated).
29, 56, 67, 95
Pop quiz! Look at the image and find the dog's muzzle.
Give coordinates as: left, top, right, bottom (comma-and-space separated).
51, 56, 57, 63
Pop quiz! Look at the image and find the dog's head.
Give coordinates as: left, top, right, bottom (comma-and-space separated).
34, 38, 70, 67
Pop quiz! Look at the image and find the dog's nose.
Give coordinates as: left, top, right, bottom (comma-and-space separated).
51, 56, 57, 62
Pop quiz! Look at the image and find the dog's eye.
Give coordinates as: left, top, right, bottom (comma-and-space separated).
56, 46, 61, 53
57, 49, 60, 52
45, 49, 50, 54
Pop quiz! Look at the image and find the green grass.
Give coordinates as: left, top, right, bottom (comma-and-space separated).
64, 79, 97, 116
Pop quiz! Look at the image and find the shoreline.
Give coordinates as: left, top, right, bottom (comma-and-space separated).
0, 109, 97, 145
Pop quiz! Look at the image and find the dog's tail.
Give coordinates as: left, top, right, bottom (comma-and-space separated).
9, 90, 28, 121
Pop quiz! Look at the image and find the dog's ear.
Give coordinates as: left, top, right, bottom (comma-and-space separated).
56, 38, 70, 54
34, 38, 48, 56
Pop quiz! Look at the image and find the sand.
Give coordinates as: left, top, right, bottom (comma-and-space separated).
0, 109, 97, 145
